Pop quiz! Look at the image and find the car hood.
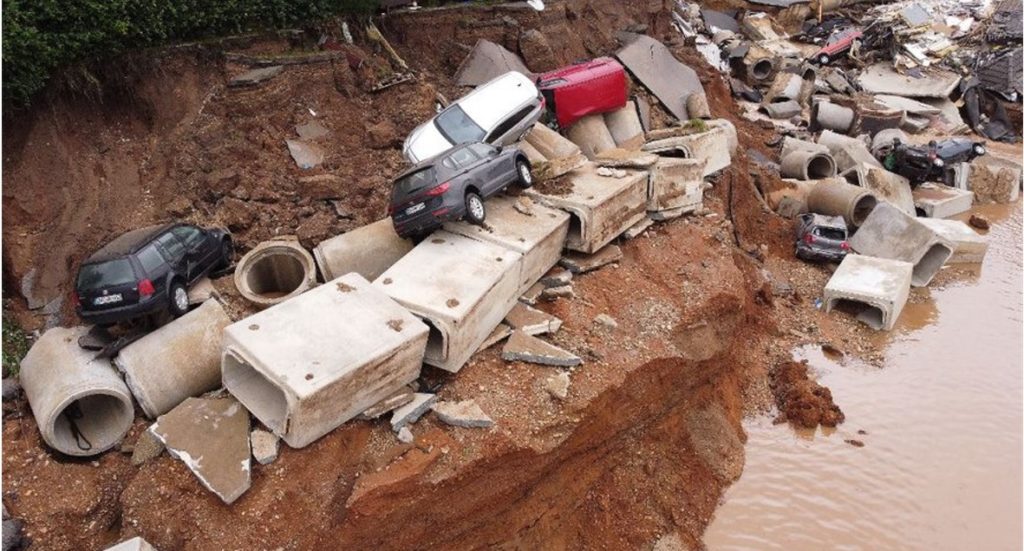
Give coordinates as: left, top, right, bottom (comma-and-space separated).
403, 121, 453, 164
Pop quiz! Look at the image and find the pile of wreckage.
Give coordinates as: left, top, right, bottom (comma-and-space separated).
16, 32, 739, 515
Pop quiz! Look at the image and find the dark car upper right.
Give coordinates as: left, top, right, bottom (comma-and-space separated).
389, 142, 533, 239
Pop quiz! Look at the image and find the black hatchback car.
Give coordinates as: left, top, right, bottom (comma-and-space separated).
74, 223, 232, 326
389, 142, 533, 239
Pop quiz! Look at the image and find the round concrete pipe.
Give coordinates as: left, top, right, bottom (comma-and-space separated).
686, 92, 711, 120
781, 150, 837, 180
812, 102, 855, 133
20, 327, 135, 456
234, 238, 317, 308
114, 299, 233, 418
750, 58, 774, 81
768, 72, 804, 104
807, 179, 879, 227
871, 128, 908, 155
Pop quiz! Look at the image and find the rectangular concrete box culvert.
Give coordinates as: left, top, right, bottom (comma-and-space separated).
848, 202, 955, 287
647, 157, 707, 215
824, 254, 914, 331
642, 125, 731, 177
917, 218, 989, 264
912, 183, 975, 219
373, 231, 524, 373
312, 218, 414, 282
525, 164, 648, 254
444, 195, 569, 297
114, 299, 232, 418
222, 273, 428, 448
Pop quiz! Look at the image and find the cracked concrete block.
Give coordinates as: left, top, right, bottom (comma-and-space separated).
313, 219, 414, 282
566, 115, 618, 160
848, 202, 954, 287
917, 218, 989, 264
360, 387, 416, 419
391, 393, 437, 431
860, 166, 915, 215
603, 101, 645, 150
505, 303, 562, 336
375, 231, 522, 372
150, 397, 251, 504
523, 123, 587, 181
224, 273, 428, 448
912, 183, 974, 219
104, 537, 156, 551
642, 126, 731, 176
544, 371, 571, 399
477, 323, 513, 352
824, 254, 913, 330
647, 157, 707, 216
526, 164, 647, 253
617, 35, 705, 121
250, 429, 280, 465
502, 331, 582, 367
431, 400, 494, 428
445, 195, 569, 297
560, 244, 623, 273
115, 299, 232, 418
540, 267, 573, 288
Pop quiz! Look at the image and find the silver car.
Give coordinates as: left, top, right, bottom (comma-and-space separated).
403, 71, 544, 164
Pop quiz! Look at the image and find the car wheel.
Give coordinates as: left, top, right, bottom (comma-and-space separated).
817, 53, 830, 65
515, 159, 533, 188
217, 238, 234, 269
168, 280, 189, 318
464, 192, 486, 225
973, 144, 987, 156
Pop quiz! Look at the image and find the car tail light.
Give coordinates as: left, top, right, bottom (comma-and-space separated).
139, 279, 155, 298
425, 182, 450, 197
71, 291, 80, 308
840, 241, 850, 250
804, 233, 816, 244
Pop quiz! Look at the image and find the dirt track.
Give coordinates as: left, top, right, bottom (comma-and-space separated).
1, 1, 893, 549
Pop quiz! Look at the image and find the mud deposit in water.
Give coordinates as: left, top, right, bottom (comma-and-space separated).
705, 203, 1023, 550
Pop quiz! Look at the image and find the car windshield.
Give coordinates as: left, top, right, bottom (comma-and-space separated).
434, 105, 485, 145
815, 227, 846, 240
77, 259, 135, 290
391, 167, 437, 203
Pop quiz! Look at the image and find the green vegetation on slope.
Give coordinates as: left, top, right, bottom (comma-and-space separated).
2, 312, 30, 377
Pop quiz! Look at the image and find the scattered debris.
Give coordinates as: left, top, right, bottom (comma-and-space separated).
593, 313, 618, 330
431, 400, 494, 429
228, 65, 284, 88
502, 330, 582, 367
504, 303, 562, 336
390, 393, 437, 432
250, 429, 280, 465
397, 426, 415, 443
559, 244, 622, 273
130, 429, 165, 466
544, 371, 571, 400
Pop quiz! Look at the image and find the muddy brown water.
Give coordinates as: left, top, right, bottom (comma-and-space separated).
705, 202, 1023, 550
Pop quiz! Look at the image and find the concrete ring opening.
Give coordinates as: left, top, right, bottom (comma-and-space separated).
912, 243, 954, 286
802, 67, 816, 81
50, 392, 133, 456
751, 59, 773, 80
851, 195, 878, 226
807, 154, 837, 179
223, 350, 288, 434
828, 298, 886, 330
234, 240, 316, 308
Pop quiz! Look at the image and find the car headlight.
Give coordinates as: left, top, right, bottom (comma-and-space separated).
932, 158, 944, 167
974, 144, 987, 156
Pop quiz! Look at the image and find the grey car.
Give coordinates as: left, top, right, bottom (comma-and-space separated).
389, 142, 533, 239
795, 213, 849, 262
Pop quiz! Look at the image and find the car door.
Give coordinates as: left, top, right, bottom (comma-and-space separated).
446, 147, 487, 195
153, 231, 189, 282
172, 225, 216, 282
467, 143, 509, 191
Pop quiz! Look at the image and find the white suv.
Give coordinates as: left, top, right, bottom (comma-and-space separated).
403, 71, 544, 164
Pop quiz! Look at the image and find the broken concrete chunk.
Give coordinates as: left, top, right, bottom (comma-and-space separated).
390, 393, 437, 432
520, 282, 546, 305
544, 371, 571, 400
540, 267, 573, 288
596, 166, 627, 178
104, 537, 157, 551
616, 35, 705, 121
594, 149, 660, 169
285, 139, 325, 169
187, 277, 217, 305
541, 285, 575, 301
477, 324, 513, 352
397, 426, 414, 443
848, 202, 954, 287
594, 313, 618, 330
229, 66, 283, 88
623, 217, 655, 239
360, 388, 416, 419
560, 244, 623, 274
295, 120, 330, 141
150, 397, 251, 505
250, 429, 280, 465
502, 331, 582, 367
505, 303, 562, 336
130, 429, 165, 466
513, 196, 535, 216
431, 400, 494, 429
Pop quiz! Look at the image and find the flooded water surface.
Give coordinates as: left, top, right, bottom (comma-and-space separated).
705, 203, 1023, 550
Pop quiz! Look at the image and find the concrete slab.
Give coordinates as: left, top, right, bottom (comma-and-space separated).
444, 195, 569, 296
454, 39, 533, 87
857, 65, 961, 98
150, 397, 251, 504
623, 216, 655, 238
560, 244, 623, 274
431, 400, 494, 428
566, 115, 617, 160
917, 218, 989, 264
545, 371, 571, 400
603, 101, 645, 150
374, 231, 522, 372
525, 165, 647, 253
115, 300, 232, 418
502, 331, 582, 367
848, 202, 955, 287
104, 537, 156, 551
313, 219, 414, 282
505, 303, 562, 336
861, 166, 915, 215
223, 273, 428, 447
477, 323, 513, 352
912, 183, 974, 218
391, 393, 437, 431
523, 124, 587, 181
285, 139, 325, 169
647, 157, 707, 216
874, 94, 942, 116
250, 429, 280, 465
616, 35, 705, 121
824, 254, 913, 330
642, 126, 731, 176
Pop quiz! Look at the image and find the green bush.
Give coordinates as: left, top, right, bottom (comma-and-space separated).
2, 0, 378, 108
2, 313, 29, 377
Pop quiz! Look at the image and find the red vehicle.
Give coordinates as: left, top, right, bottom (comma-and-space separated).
536, 57, 628, 128
811, 28, 863, 65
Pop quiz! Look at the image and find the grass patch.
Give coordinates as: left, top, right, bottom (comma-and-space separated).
2, 312, 30, 378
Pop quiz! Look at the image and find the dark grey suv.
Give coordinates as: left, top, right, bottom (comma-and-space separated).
795, 213, 849, 262
389, 142, 533, 239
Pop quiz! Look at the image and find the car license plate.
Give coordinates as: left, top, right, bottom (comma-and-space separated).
93, 294, 123, 305
405, 203, 426, 215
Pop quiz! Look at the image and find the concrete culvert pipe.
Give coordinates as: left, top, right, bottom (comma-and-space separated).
20, 327, 134, 457
812, 102, 855, 133
781, 150, 838, 180
686, 92, 711, 120
234, 237, 316, 308
751, 58, 774, 81
871, 128, 908, 156
807, 179, 879, 227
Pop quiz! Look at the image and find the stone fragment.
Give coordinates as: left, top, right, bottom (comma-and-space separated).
295, 120, 330, 141
502, 331, 582, 367
431, 400, 494, 429
544, 371, 570, 400
186, 277, 218, 305
559, 244, 623, 274
285, 139, 325, 169
130, 429, 165, 466
477, 324, 513, 352
594, 313, 618, 330
360, 388, 416, 419
103, 537, 156, 551
397, 426, 414, 443
390, 393, 437, 432
540, 267, 573, 288
623, 217, 655, 239
1, 379, 20, 402
1, 519, 23, 551
969, 214, 990, 230
150, 397, 251, 504
520, 282, 546, 305
250, 429, 280, 465
541, 285, 575, 301
504, 303, 562, 336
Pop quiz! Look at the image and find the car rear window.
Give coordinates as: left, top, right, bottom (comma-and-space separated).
815, 227, 846, 240
434, 105, 485, 144
77, 259, 135, 290
392, 167, 437, 203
